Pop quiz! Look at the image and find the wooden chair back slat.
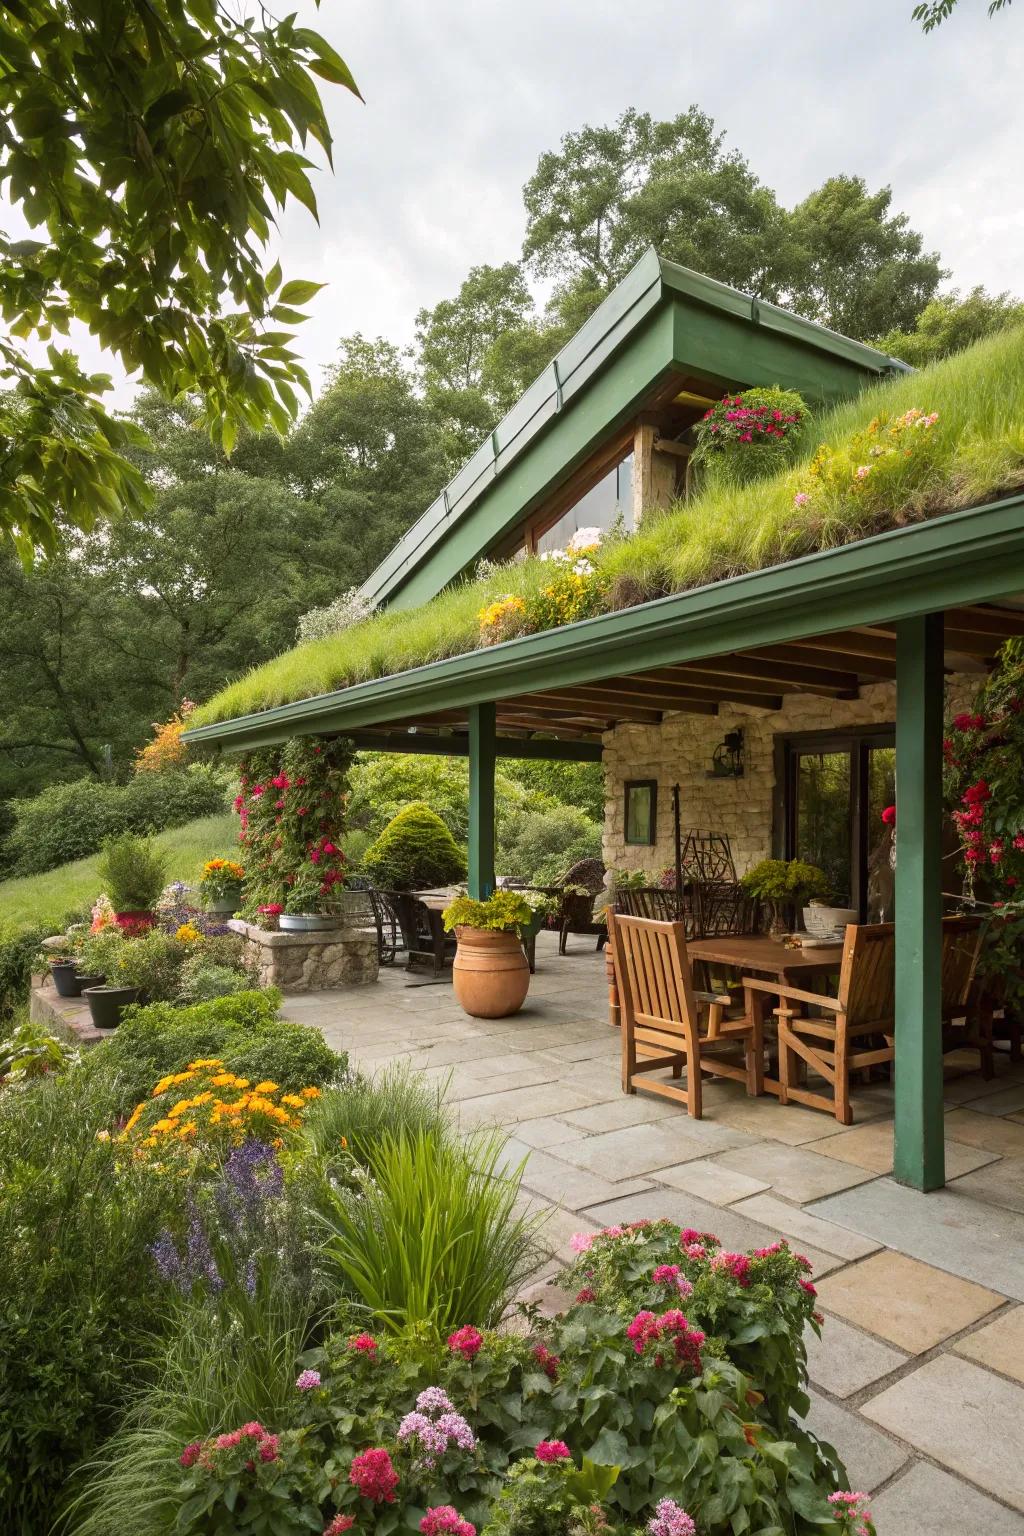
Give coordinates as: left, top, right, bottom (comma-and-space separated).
940, 914, 983, 1011
612, 913, 698, 1042
838, 922, 895, 1027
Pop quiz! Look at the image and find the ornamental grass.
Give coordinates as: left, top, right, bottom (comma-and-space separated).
191, 326, 1024, 728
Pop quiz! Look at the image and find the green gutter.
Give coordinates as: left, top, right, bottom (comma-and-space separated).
184, 495, 1024, 755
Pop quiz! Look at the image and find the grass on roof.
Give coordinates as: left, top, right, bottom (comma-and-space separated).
193, 326, 1024, 729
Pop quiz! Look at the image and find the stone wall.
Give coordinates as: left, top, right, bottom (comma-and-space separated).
602, 675, 978, 877
228, 920, 378, 992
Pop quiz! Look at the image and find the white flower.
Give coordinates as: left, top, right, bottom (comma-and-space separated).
567, 526, 603, 553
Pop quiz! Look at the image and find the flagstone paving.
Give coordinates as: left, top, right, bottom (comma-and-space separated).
296, 932, 1024, 1532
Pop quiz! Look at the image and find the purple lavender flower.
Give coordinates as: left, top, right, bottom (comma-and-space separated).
295, 1369, 321, 1392
415, 1387, 455, 1415
434, 1412, 475, 1451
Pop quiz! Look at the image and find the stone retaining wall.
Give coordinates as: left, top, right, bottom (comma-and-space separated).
602, 674, 977, 876
227, 920, 379, 992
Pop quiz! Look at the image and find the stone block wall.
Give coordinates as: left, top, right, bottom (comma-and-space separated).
228, 920, 378, 992
602, 674, 978, 877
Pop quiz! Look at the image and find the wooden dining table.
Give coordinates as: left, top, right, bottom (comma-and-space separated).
687, 933, 844, 989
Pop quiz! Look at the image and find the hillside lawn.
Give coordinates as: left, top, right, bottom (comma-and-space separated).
0, 812, 238, 933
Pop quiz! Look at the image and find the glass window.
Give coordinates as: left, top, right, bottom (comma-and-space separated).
866, 745, 897, 921
624, 778, 657, 846
794, 751, 853, 904
536, 453, 634, 554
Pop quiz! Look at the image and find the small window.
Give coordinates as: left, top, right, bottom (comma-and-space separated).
535, 452, 634, 555
624, 778, 657, 846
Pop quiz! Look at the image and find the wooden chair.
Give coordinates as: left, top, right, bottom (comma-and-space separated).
743, 923, 895, 1125
940, 913, 985, 1067
609, 912, 764, 1119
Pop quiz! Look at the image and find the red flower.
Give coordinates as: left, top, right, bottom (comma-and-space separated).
881, 805, 896, 826
952, 713, 985, 732
324, 1517, 356, 1536
574, 1286, 597, 1303
447, 1325, 483, 1360
532, 1343, 560, 1381
349, 1332, 378, 1356
349, 1448, 398, 1503
179, 1439, 203, 1468
963, 779, 991, 806
534, 1440, 571, 1462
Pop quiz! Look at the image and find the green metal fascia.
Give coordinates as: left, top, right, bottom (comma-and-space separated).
361, 250, 906, 613
183, 494, 1024, 754
335, 731, 603, 762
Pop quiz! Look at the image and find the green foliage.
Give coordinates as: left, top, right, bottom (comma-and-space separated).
193, 327, 1024, 729
79, 990, 345, 1116
0, 812, 238, 934
0, 1012, 74, 1079
237, 736, 353, 914
314, 1126, 541, 1333
914, 0, 1011, 29
113, 930, 188, 1002
501, 759, 604, 823
96, 834, 168, 912
361, 801, 467, 891
0, 922, 43, 1015
499, 804, 603, 886
741, 858, 830, 905
876, 286, 1024, 367
0, 1067, 184, 1534
3, 765, 227, 877
302, 1063, 452, 1168
0, 0, 358, 557
77, 925, 129, 980
442, 891, 538, 934
484, 1455, 619, 1536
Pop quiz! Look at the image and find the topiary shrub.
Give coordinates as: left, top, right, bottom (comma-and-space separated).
360, 801, 467, 891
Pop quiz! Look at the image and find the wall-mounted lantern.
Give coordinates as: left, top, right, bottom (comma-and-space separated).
707, 728, 744, 779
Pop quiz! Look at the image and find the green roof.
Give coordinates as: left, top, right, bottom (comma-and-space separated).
362, 249, 909, 611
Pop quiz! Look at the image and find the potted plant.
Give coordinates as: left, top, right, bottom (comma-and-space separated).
114, 929, 187, 1004
76, 928, 137, 1029
442, 890, 536, 1018
740, 858, 830, 937
198, 858, 246, 915
96, 834, 167, 929
280, 866, 344, 932
46, 952, 81, 998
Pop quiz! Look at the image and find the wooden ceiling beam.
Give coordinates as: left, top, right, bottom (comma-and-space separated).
764, 637, 897, 676
561, 674, 777, 711
688, 652, 862, 693
505, 693, 662, 724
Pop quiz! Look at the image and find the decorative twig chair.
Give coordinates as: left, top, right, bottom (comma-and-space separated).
609, 912, 764, 1119
743, 923, 895, 1125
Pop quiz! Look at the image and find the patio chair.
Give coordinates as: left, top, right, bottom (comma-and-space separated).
743, 922, 895, 1124
609, 912, 764, 1119
550, 858, 608, 955
681, 830, 737, 884
939, 913, 1000, 1076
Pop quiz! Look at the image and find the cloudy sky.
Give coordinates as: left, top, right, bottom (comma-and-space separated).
59, 0, 1024, 403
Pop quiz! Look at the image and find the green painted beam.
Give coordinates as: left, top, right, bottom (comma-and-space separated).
468, 703, 496, 900
184, 495, 1024, 754
341, 731, 603, 762
893, 613, 945, 1192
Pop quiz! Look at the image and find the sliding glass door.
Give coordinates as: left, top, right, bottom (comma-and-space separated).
774, 728, 896, 919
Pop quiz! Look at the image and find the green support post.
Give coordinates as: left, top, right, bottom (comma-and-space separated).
893, 613, 945, 1192
468, 702, 497, 900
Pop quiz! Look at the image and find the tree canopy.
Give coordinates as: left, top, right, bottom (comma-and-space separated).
0, 0, 358, 557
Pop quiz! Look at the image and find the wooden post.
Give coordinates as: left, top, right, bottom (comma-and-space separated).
467, 702, 496, 900
893, 614, 945, 1192
632, 421, 680, 526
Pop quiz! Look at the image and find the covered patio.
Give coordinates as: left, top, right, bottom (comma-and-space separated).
282, 928, 1024, 1524
186, 493, 1024, 1193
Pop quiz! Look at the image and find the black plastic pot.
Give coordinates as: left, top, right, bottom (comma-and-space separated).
73, 971, 106, 996
50, 961, 79, 998
82, 985, 139, 1030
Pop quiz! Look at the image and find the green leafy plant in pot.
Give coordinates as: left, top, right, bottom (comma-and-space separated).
281, 863, 346, 932
198, 857, 245, 915
740, 858, 830, 937
96, 834, 167, 928
443, 890, 536, 1018
76, 926, 139, 1029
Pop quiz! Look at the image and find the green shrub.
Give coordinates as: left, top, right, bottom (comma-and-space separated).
3, 764, 227, 877
302, 1062, 452, 1167
80, 990, 345, 1114
0, 1069, 185, 1535
77, 925, 129, 979
0, 922, 44, 1016
114, 930, 188, 1000
315, 1125, 541, 1333
361, 801, 467, 890
0, 1012, 75, 1079
97, 833, 168, 911
497, 803, 602, 884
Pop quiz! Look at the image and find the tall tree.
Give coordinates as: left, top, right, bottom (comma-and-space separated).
913, 0, 1012, 29
0, 0, 358, 557
787, 176, 944, 338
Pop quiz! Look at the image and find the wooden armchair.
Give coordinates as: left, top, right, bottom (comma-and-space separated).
744, 923, 895, 1125
609, 912, 764, 1119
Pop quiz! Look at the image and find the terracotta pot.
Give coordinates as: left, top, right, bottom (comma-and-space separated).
452, 927, 530, 1019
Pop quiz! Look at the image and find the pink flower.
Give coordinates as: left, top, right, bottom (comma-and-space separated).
447, 1325, 483, 1360
711, 1251, 752, 1287
880, 804, 896, 826
569, 1231, 595, 1253
855, 464, 871, 479
324, 1518, 356, 1536
240, 1422, 266, 1438
349, 1448, 399, 1503
271, 774, 290, 789
575, 1286, 597, 1303
297, 806, 308, 817
259, 1434, 280, 1463
648, 1498, 697, 1536
534, 1440, 571, 1462
349, 1332, 378, 1356
179, 1439, 203, 1468
420, 1506, 476, 1536
532, 1343, 559, 1381
799, 1278, 818, 1297
793, 491, 810, 507
296, 1369, 321, 1392
215, 1430, 242, 1449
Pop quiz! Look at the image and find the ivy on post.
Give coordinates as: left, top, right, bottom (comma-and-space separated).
468, 703, 497, 900
893, 613, 945, 1191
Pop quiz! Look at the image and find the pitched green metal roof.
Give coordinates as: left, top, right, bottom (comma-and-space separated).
361, 249, 910, 611
184, 493, 1024, 754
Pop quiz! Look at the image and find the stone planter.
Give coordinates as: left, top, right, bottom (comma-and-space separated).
227, 919, 378, 993
452, 927, 530, 1019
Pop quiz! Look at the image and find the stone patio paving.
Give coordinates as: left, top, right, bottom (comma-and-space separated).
285, 932, 1024, 1534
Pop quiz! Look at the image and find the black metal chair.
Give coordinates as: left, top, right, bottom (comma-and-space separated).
347, 878, 402, 967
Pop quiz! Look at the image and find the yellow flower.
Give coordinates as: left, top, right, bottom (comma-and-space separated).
190, 1091, 214, 1106
152, 1117, 176, 1134
142, 1135, 158, 1149
300, 1086, 321, 1100
176, 1122, 197, 1139
252, 1081, 279, 1095
176, 922, 203, 944
281, 1093, 305, 1109
95, 1129, 111, 1142
188, 1058, 224, 1070
124, 1104, 145, 1133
